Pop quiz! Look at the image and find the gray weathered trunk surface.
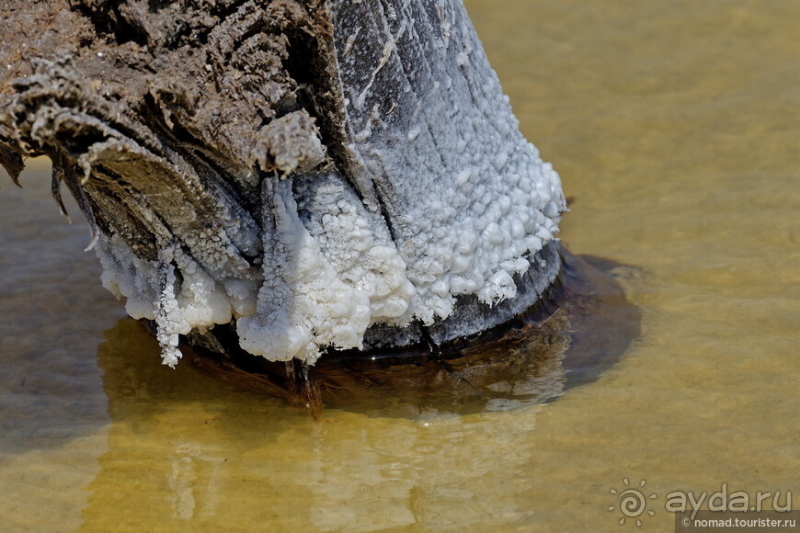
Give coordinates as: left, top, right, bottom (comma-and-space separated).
0, 0, 566, 367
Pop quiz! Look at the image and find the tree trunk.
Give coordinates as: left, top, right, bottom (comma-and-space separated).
0, 0, 566, 369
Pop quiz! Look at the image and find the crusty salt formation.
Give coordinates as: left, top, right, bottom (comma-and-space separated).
0, 0, 566, 366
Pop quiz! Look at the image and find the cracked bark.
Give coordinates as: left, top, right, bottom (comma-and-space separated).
0, 0, 568, 386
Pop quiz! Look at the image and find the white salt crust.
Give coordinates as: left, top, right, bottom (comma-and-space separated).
95, 154, 561, 366
92, 0, 566, 365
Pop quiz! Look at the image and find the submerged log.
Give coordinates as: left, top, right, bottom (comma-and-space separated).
183, 250, 641, 417
0, 0, 578, 409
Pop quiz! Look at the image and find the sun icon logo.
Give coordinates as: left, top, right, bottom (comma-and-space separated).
608, 478, 657, 526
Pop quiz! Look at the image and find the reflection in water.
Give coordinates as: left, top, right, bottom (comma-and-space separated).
83, 255, 639, 532
166, 441, 227, 521
84, 319, 547, 531
304, 412, 544, 532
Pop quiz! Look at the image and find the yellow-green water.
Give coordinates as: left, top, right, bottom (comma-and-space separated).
2, 0, 800, 531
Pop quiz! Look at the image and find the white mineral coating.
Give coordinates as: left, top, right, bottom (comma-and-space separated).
86, 0, 566, 365
294, 172, 417, 325
329, 0, 566, 338
236, 178, 375, 363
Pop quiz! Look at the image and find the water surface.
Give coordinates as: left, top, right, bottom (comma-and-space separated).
2, 0, 800, 531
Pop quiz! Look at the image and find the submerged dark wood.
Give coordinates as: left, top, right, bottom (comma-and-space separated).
181, 249, 640, 416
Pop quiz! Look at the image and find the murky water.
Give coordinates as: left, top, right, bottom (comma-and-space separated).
2, 0, 800, 531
